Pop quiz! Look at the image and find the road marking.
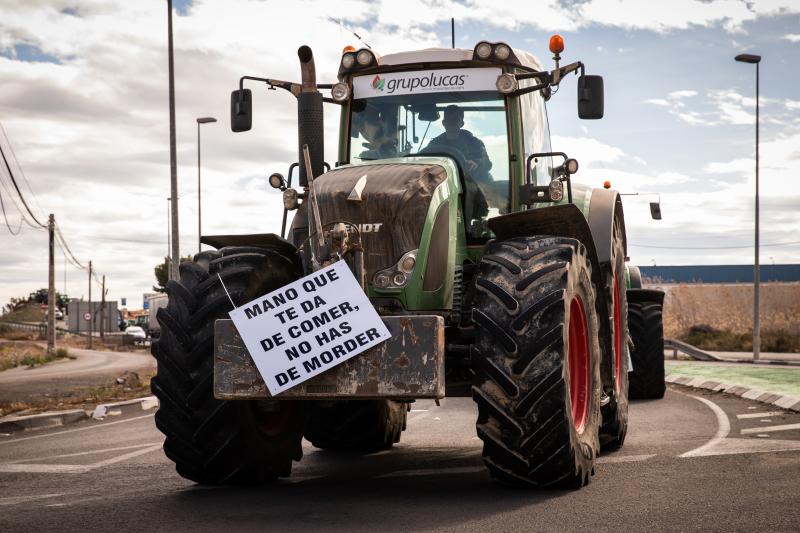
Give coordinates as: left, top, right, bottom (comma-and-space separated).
410, 409, 428, 412
0, 493, 66, 506
596, 454, 656, 464
6, 441, 163, 464
680, 395, 730, 458
741, 423, 800, 435
736, 411, 785, 419
0, 413, 155, 446
0, 444, 162, 474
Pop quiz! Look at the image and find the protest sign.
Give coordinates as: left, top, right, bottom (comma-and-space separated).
229, 261, 391, 395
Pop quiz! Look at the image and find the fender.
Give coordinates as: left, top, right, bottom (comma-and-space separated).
487, 203, 602, 283
200, 233, 301, 268
628, 265, 643, 289
587, 187, 626, 267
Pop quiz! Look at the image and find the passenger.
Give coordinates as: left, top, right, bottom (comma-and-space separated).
354, 107, 397, 159
425, 105, 492, 181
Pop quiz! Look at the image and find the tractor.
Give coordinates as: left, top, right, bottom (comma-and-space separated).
151, 36, 666, 488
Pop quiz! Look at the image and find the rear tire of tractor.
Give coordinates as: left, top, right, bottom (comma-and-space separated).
472, 236, 601, 488
151, 246, 306, 484
304, 400, 407, 452
599, 220, 629, 451
628, 293, 666, 400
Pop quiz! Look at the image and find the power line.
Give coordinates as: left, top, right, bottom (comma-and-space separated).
0, 161, 39, 230
0, 141, 46, 228
55, 223, 87, 270
0, 187, 22, 235
630, 240, 800, 250
0, 123, 45, 215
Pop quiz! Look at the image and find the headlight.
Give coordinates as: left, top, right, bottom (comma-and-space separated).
356, 49, 373, 66
341, 53, 356, 69
494, 43, 511, 60
268, 172, 285, 189
565, 158, 579, 174
331, 82, 350, 102
475, 41, 492, 59
549, 180, 564, 202
282, 188, 299, 210
496, 73, 518, 94
373, 249, 418, 288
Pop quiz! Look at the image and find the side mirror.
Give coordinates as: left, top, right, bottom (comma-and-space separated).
650, 202, 662, 220
577, 75, 604, 119
230, 89, 252, 132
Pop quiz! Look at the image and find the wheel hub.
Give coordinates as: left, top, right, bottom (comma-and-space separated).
568, 295, 590, 433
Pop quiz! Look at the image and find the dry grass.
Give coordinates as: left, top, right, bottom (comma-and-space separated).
649, 282, 800, 338
0, 341, 73, 371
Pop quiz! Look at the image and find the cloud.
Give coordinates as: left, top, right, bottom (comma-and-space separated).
784, 34, 800, 42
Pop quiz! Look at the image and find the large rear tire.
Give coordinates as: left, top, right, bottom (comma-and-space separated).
627, 290, 666, 399
151, 246, 306, 484
304, 400, 407, 452
472, 236, 601, 488
599, 220, 629, 450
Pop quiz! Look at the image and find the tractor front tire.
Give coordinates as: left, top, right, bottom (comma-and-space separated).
472, 236, 601, 488
151, 246, 306, 484
627, 289, 666, 399
304, 400, 407, 452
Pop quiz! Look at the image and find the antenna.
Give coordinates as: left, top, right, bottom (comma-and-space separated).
327, 16, 372, 50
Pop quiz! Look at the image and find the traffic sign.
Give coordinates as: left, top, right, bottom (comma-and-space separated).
143, 300, 149, 310
83, 312, 92, 321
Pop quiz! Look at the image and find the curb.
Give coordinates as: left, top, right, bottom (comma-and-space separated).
0, 409, 87, 433
666, 374, 800, 413
92, 396, 159, 420
0, 396, 159, 435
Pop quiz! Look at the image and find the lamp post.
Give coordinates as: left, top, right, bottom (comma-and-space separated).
196, 117, 217, 254
167, 0, 179, 281
735, 52, 761, 362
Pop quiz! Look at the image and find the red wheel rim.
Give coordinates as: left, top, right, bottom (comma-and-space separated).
613, 274, 623, 395
568, 295, 590, 433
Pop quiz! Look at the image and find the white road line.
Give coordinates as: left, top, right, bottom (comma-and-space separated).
0, 493, 67, 506
680, 395, 730, 458
0, 413, 155, 445
0, 444, 163, 474
741, 423, 800, 435
736, 411, 785, 419
596, 454, 656, 464
6, 441, 163, 464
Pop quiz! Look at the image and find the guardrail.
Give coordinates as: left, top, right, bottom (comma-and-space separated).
0, 321, 46, 335
664, 338, 722, 362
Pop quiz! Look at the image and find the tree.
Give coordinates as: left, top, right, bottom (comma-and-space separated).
154, 255, 193, 292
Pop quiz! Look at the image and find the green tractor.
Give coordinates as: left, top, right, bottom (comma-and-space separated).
151, 37, 665, 488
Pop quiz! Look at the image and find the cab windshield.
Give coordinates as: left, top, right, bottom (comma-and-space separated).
348, 77, 510, 238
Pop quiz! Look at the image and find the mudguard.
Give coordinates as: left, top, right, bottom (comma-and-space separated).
201, 233, 299, 259
587, 187, 626, 267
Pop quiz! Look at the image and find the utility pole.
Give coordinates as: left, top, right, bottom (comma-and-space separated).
167, 0, 180, 281
167, 197, 171, 280
100, 275, 106, 341
735, 52, 762, 361
88, 260, 93, 350
47, 214, 55, 354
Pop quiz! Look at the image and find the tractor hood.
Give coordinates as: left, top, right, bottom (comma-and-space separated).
313, 162, 448, 279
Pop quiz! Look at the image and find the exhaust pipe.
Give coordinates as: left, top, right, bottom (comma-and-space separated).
297, 45, 323, 187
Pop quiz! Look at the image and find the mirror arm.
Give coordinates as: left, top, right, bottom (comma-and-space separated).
238, 75, 302, 97
551, 61, 584, 86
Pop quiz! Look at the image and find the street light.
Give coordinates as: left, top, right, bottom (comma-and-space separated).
735, 52, 761, 362
196, 117, 217, 254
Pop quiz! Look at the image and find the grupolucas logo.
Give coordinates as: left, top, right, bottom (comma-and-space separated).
371, 75, 385, 91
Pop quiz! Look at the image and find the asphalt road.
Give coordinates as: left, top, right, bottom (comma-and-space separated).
0, 348, 155, 403
1, 386, 799, 532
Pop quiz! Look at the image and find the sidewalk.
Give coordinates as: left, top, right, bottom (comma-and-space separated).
665, 358, 800, 412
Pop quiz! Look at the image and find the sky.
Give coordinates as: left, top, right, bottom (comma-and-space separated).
0, 0, 798, 309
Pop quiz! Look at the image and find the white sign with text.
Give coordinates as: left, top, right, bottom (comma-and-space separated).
228, 261, 391, 395
353, 67, 502, 99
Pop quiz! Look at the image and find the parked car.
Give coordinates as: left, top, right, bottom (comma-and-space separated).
54, 308, 64, 320
124, 326, 147, 340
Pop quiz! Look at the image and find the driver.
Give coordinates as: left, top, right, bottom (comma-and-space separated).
425, 105, 492, 181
